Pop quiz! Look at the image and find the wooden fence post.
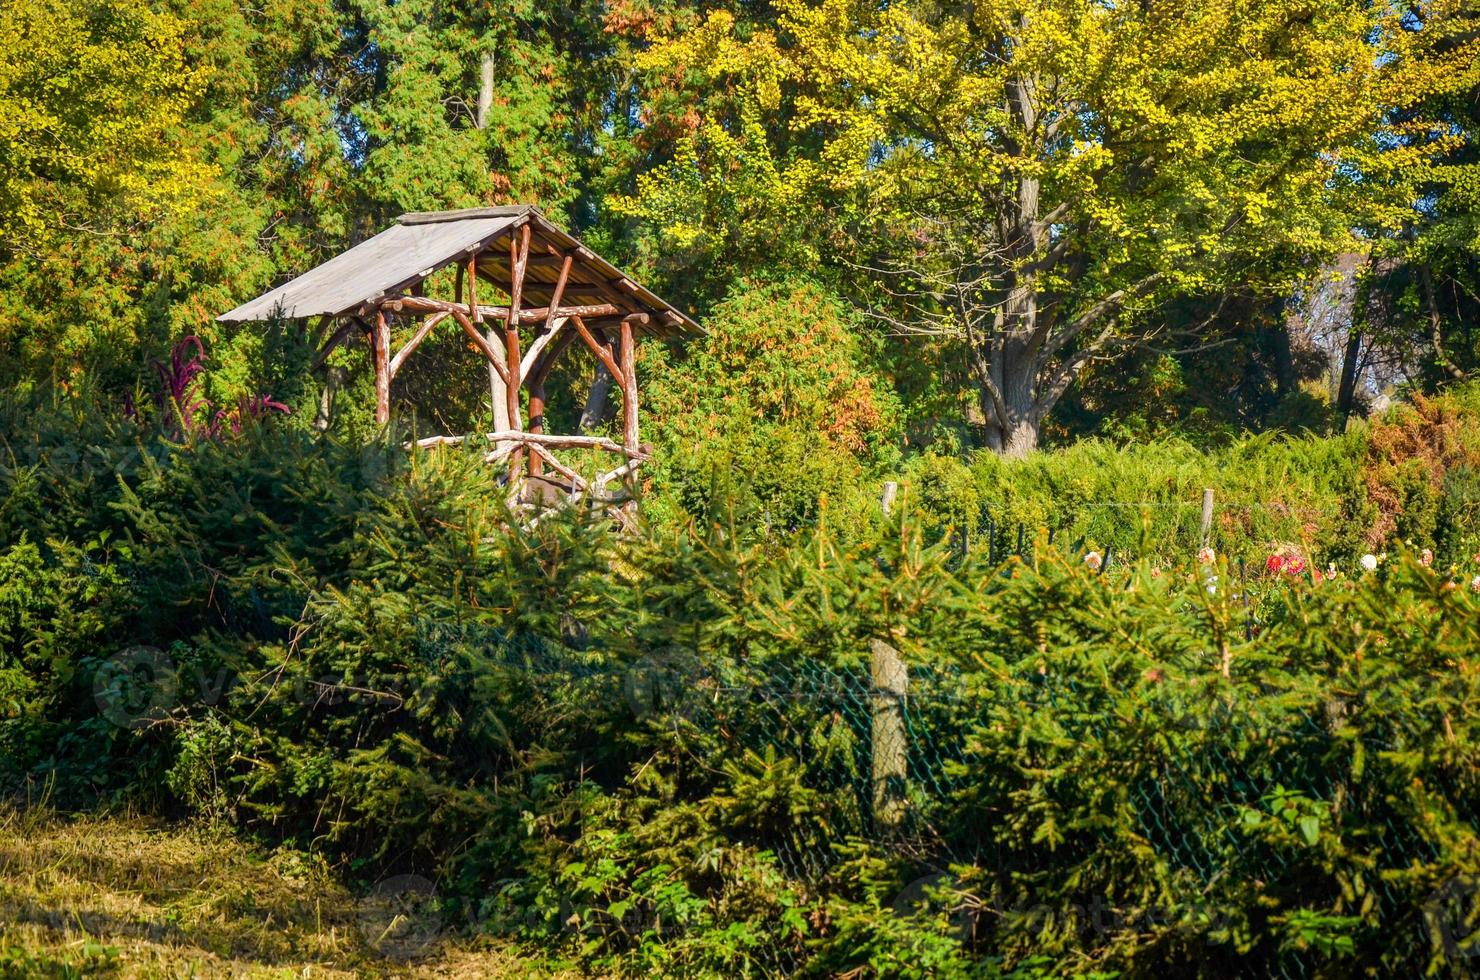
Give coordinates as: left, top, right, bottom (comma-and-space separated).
1199, 488, 1215, 547
870, 637, 909, 833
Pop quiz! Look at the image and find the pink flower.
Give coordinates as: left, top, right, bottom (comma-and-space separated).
1285, 556, 1306, 576
1421, 548, 1434, 567
1471, 575, 1480, 594
1084, 551, 1102, 571
1266, 554, 1285, 575
1197, 546, 1215, 566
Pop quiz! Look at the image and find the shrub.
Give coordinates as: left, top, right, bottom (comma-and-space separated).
4, 384, 1480, 976
642, 276, 901, 535
902, 383, 1480, 567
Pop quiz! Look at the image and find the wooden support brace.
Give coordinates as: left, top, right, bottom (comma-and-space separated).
526, 442, 587, 490
593, 457, 643, 492
544, 253, 574, 331
571, 315, 625, 387
519, 317, 570, 385
312, 319, 357, 370
451, 308, 512, 387
389, 311, 449, 378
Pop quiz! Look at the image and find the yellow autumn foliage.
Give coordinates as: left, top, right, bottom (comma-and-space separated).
0, 0, 212, 254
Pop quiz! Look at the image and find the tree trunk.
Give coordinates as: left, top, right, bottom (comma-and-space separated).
474, 49, 510, 432
314, 365, 344, 432
979, 364, 1041, 458
1270, 296, 1296, 398
579, 363, 615, 432
485, 335, 511, 432
1421, 262, 1464, 380
1336, 327, 1362, 422
476, 51, 495, 129
979, 71, 1047, 457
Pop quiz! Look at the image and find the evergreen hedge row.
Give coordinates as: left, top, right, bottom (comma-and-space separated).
2, 395, 1480, 976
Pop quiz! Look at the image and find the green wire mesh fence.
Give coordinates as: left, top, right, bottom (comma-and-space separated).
451, 618, 1474, 978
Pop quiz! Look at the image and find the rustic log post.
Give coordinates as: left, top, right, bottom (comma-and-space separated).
528, 378, 546, 478
870, 637, 909, 832
505, 226, 530, 418
502, 226, 530, 480
620, 317, 639, 453
373, 308, 391, 425
1199, 488, 1215, 548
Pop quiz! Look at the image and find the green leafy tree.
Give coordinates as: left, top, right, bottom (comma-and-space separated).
627, 0, 1475, 454
643, 277, 901, 531
0, 0, 209, 257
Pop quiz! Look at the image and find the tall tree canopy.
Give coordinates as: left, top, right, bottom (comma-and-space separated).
624, 0, 1479, 453
0, 0, 209, 256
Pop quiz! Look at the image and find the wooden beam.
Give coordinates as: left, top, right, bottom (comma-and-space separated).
414, 430, 648, 458
384, 294, 620, 324
481, 433, 647, 465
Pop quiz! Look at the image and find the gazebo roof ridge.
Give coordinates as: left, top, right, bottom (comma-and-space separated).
398, 205, 538, 224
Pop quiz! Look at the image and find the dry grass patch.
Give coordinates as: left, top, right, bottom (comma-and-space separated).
0, 806, 581, 978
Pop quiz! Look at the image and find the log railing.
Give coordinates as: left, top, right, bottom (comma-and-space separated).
412, 430, 650, 498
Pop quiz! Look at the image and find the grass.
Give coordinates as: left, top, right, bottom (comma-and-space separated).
0, 806, 584, 978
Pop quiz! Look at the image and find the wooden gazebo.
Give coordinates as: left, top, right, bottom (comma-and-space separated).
219, 205, 701, 514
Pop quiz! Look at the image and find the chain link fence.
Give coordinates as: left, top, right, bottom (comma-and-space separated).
447, 611, 1476, 978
